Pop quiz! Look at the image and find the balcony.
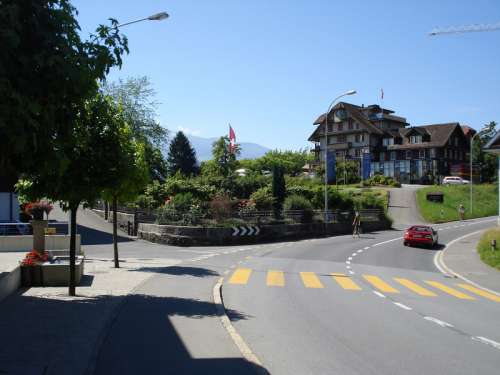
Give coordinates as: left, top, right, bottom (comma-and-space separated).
328, 142, 351, 150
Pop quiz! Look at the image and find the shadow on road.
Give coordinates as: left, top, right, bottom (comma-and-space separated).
0, 292, 264, 375
77, 224, 132, 246
128, 265, 219, 278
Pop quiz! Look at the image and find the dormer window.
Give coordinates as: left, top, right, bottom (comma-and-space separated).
410, 135, 422, 144
334, 109, 347, 122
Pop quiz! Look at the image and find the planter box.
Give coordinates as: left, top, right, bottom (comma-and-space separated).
20, 256, 85, 287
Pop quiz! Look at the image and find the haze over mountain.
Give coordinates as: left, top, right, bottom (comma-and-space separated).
185, 135, 271, 161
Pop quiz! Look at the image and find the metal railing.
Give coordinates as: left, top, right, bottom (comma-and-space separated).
0, 222, 69, 236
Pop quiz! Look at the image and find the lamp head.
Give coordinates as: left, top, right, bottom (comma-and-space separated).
148, 12, 169, 21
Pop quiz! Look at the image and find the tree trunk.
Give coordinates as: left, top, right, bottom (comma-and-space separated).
69, 204, 78, 296
113, 196, 119, 268
104, 201, 109, 220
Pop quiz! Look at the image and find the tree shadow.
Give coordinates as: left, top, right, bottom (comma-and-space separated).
128, 265, 219, 278
0, 292, 264, 375
77, 224, 132, 245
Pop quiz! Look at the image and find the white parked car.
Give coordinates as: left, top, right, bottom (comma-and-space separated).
442, 176, 470, 185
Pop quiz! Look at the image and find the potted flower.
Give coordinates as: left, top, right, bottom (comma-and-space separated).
20, 250, 49, 287
25, 201, 53, 254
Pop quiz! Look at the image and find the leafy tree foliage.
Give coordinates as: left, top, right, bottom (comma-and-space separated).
167, 131, 198, 176
472, 121, 498, 183
254, 150, 312, 176
0, 0, 128, 188
103, 76, 169, 182
212, 136, 240, 177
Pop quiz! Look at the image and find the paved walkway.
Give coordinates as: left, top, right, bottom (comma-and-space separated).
387, 184, 427, 229
442, 228, 500, 294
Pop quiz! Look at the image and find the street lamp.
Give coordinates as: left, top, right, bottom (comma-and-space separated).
323, 90, 357, 224
117, 11, 169, 28
470, 126, 490, 215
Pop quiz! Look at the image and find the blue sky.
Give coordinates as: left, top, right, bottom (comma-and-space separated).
73, 0, 500, 150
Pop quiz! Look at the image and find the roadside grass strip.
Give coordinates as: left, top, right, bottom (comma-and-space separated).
300, 272, 324, 288
331, 273, 361, 290
228, 268, 252, 284
363, 275, 400, 293
393, 278, 437, 297
457, 284, 500, 302
424, 281, 475, 300
266, 270, 285, 287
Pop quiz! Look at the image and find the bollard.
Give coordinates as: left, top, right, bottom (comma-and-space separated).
127, 221, 131, 236
491, 239, 497, 251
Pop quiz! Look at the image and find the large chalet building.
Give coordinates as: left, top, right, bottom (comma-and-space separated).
308, 102, 471, 184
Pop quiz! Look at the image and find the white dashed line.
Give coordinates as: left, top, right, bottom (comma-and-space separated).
364, 246, 370, 250
347, 257, 353, 261
373, 291, 386, 298
424, 316, 454, 328
346, 265, 351, 269
357, 249, 363, 253
472, 336, 500, 350
372, 238, 401, 247
348, 270, 355, 275
345, 261, 351, 265
393, 302, 412, 311
351, 253, 357, 257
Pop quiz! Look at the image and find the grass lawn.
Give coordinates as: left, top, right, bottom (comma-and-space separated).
477, 228, 500, 271
416, 184, 498, 223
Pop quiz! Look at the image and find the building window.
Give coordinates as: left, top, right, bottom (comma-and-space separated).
390, 151, 396, 161
419, 149, 425, 159
355, 122, 359, 129
328, 136, 336, 144
410, 135, 422, 144
430, 148, 436, 158
338, 135, 346, 143
355, 148, 361, 157
355, 134, 360, 143
454, 137, 459, 147
380, 152, 386, 161
338, 123, 343, 131
406, 150, 412, 159
383, 138, 394, 146
328, 124, 333, 132
348, 122, 353, 130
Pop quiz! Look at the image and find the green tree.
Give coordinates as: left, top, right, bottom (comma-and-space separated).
102, 124, 149, 269
103, 76, 169, 182
472, 121, 497, 183
256, 150, 312, 176
19, 94, 131, 295
0, 1, 128, 188
336, 160, 360, 184
167, 131, 198, 176
272, 165, 286, 218
212, 136, 240, 177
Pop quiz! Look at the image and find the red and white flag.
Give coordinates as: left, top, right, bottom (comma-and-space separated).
381, 88, 384, 100
229, 124, 236, 153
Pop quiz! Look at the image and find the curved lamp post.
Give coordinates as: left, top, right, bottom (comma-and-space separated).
323, 90, 357, 224
117, 11, 169, 28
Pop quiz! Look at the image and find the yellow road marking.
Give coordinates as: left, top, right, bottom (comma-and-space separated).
425, 281, 475, 300
300, 272, 324, 288
393, 278, 437, 296
267, 270, 285, 287
457, 284, 500, 302
228, 268, 252, 285
331, 273, 361, 290
363, 275, 399, 293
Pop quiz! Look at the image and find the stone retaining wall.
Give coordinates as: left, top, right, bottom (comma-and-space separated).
93, 209, 136, 235
138, 220, 390, 246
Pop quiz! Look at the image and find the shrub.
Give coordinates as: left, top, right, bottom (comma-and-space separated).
250, 187, 275, 211
284, 194, 314, 223
362, 175, 400, 187
210, 194, 233, 222
169, 192, 195, 212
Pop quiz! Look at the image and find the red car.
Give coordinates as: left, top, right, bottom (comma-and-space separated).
403, 225, 438, 248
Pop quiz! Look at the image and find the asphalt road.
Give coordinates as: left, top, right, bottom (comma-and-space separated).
54, 205, 500, 374
222, 218, 500, 375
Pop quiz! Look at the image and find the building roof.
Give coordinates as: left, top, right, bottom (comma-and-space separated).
461, 125, 476, 137
388, 123, 463, 150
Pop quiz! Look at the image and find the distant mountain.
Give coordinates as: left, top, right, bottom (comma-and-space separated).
184, 135, 271, 161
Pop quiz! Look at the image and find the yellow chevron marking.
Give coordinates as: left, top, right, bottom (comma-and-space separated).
300, 272, 324, 288
363, 275, 399, 293
393, 278, 437, 296
228, 268, 252, 285
331, 273, 361, 290
457, 284, 500, 302
267, 270, 285, 287
425, 281, 475, 300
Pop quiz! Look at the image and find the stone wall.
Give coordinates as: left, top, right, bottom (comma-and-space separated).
93, 209, 136, 235
138, 219, 390, 246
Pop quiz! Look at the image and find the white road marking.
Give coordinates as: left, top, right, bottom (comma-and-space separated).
347, 257, 353, 261
345, 261, 351, 265
364, 246, 370, 250
393, 302, 412, 311
357, 249, 363, 253
372, 238, 401, 247
348, 270, 355, 275
373, 291, 386, 298
346, 265, 351, 269
223, 270, 230, 275
351, 253, 357, 257
472, 336, 500, 350
424, 316, 454, 328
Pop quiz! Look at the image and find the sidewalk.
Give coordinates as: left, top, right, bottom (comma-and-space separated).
0, 256, 181, 375
441, 228, 500, 294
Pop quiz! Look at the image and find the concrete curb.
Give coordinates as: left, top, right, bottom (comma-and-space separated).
212, 277, 267, 374
434, 229, 500, 297
0, 266, 21, 303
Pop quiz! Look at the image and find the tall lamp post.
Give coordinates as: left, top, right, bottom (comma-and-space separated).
470, 126, 489, 215
323, 90, 357, 223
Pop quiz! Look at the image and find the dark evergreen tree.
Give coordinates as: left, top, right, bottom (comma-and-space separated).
272, 165, 286, 219
167, 131, 198, 176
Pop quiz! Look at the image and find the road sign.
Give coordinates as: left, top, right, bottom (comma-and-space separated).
232, 225, 261, 236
